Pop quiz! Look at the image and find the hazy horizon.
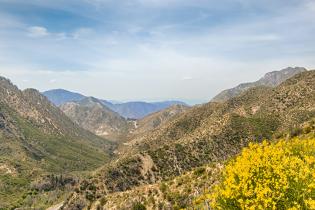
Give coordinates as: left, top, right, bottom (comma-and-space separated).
1, 0, 315, 103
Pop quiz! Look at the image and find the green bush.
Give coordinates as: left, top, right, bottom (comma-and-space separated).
132, 202, 146, 210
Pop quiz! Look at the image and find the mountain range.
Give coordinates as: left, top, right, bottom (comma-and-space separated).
1, 66, 314, 209
62, 70, 315, 209
60, 97, 189, 142
43, 89, 187, 119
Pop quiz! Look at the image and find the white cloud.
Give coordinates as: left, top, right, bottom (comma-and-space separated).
0, 0, 315, 102
27, 26, 68, 40
27, 26, 49, 38
72, 27, 93, 39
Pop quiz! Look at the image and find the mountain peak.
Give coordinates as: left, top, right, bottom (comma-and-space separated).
0, 76, 11, 82
23, 88, 42, 96
0, 76, 19, 92
42, 89, 85, 106
258, 67, 307, 86
211, 66, 307, 102
60, 97, 129, 140
264, 66, 306, 76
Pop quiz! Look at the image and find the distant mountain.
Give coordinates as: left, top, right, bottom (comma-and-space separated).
42, 89, 85, 106
60, 97, 130, 140
211, 67, 307, 102
43, 89, 188, 119
108, 101, 188, 119
0, 77, 114, 208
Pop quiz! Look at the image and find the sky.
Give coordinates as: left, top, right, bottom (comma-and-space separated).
0, 0, 315, 104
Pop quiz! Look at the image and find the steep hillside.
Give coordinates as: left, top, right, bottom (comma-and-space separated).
90, 118, 315, 210
62, 71, 315, 209
192, 119, 315, 210
211, 66, 307, 102
91, 163, 222, 210
0, 77, 114, 209
60, 97, 130, 141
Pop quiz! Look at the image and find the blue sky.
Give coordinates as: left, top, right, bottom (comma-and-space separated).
0, 0, 315, 104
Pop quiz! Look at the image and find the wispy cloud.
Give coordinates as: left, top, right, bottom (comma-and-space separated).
0, 0, 314, 102
27, 26, 49, 37
27, 25, 68, 40
72, 27, 94, 39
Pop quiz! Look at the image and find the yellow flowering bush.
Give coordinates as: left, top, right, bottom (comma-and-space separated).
210, 138, 315, 210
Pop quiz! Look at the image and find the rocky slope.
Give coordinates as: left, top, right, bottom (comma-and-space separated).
0, 76, 114, 209
92, 118, 315, 210
211, 67, 307, 102
59, 98, 188, 143
131, 104, 190, 136
60, 97, 131, 141
62, 70, 315, 209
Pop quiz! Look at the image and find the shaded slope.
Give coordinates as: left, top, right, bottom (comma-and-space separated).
0, 76, 114, 209
60, 97, 130, 141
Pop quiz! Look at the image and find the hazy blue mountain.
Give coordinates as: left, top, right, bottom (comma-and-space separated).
42, 89, 86, 106
109, 101, 187, 119
43, 89, 187, 119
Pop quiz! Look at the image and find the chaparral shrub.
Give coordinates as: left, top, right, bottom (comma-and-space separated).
194, 138, 315, 210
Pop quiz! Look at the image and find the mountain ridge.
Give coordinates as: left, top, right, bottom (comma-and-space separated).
42, 89, 86, 106
211, 66, 307, 102
43, 89, 187, 119
90, 118, 315, 210
60, 98, 189, 142
60, 97, 131, 141
0, 76, 115, 208
109, 100, 187, 119
62, 70, 315, 209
